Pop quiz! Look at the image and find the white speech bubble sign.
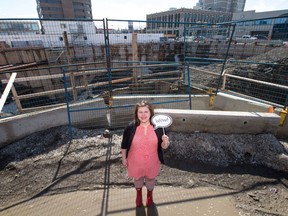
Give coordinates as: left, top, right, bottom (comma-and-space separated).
151, 114, 173, 130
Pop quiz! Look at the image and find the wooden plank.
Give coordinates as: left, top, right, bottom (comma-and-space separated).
17, 76, 133, 100
132, 33, 138, 83
189, 66, 219, 76
12, 73, 179, 101
63, 31, 77, 101
32, 49, 46, 62
1, 68, 132, 84
0, 62, 38, 72
2, 68, 180, 85
88, 77, 133, 88
80, 69, 90, 98
40, 68, 56, 97
141, 78, 179, 82
1, 73, 63, 83
0, 53, 8, 66
5, 73, 23, 111
222, 70, 228, 90
141, 70, 181, 78
5, 51, 22, 65
0, 73, 17, 112
226, 73, 288, 90
19, 50, 34, 63
20, 103, 66, 113
26, 68, 43, 88
0, 64, 13, 69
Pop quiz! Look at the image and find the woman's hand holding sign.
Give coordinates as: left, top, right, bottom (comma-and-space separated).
151, 114, 173, 149
161, 134, 170, 149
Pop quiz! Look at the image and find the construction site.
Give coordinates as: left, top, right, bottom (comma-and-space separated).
0, 17, 288, 216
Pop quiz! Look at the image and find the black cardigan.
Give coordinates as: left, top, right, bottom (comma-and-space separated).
121, 122, 165, 164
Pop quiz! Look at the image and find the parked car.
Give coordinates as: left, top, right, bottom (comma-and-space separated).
234, 35, 258, 43
253, 35, 268, 40
193, 36, 207, 42
241, 35, 258, 40
177, 36, 197, 42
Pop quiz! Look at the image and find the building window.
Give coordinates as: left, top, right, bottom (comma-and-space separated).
245, 21, 252, 26
253, 19, 272, 25
275, 18, 287, 24
39, 0, 61, 3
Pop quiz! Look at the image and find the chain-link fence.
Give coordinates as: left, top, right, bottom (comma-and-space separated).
0, 16, 288, 213
1, 17, 288, 125
183, 17, 288, 108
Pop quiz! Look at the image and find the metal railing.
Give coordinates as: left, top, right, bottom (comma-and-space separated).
1, 17, 287, 120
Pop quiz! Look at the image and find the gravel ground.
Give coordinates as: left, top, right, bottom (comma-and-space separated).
0, 126, 288, 216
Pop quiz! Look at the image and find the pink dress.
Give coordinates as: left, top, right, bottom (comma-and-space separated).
127, 124, 160, 179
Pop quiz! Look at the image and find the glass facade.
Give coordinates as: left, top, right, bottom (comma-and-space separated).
201, 0, 246, 13
147, 8, 232, 37
0, 21, 40, 35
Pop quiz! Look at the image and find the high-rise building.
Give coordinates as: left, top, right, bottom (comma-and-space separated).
36, 0, 93, 19
194, 0, 204, 10
147, 8, 232, 37
200, 0, 246, 13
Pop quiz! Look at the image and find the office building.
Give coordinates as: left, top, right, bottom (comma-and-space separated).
232, 9, 288, 40
146, 8, 232, 37
200, 0, 246, 13
36, 0, 93, 19
0, 21, 40, 35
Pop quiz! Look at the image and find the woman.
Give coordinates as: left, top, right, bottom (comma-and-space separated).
121, 100, 170, 207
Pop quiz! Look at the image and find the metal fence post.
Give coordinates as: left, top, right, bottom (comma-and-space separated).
62, 67, 73, 142
215, 23, 236, 95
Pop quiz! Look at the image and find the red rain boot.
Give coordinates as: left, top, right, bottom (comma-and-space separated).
136, 188, 143, 207
146, 189, 153, 207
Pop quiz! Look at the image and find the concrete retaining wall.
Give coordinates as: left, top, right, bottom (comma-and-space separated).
156, 109, 280, 134
0, 93, 287, 148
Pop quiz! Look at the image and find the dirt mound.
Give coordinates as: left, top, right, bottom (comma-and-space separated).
0, 126, 287, 216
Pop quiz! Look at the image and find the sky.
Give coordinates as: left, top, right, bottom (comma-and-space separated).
0, 0, 288, 20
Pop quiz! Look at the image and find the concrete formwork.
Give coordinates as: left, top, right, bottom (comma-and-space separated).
0, 93, 286, 147
156, 109, 280, 134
